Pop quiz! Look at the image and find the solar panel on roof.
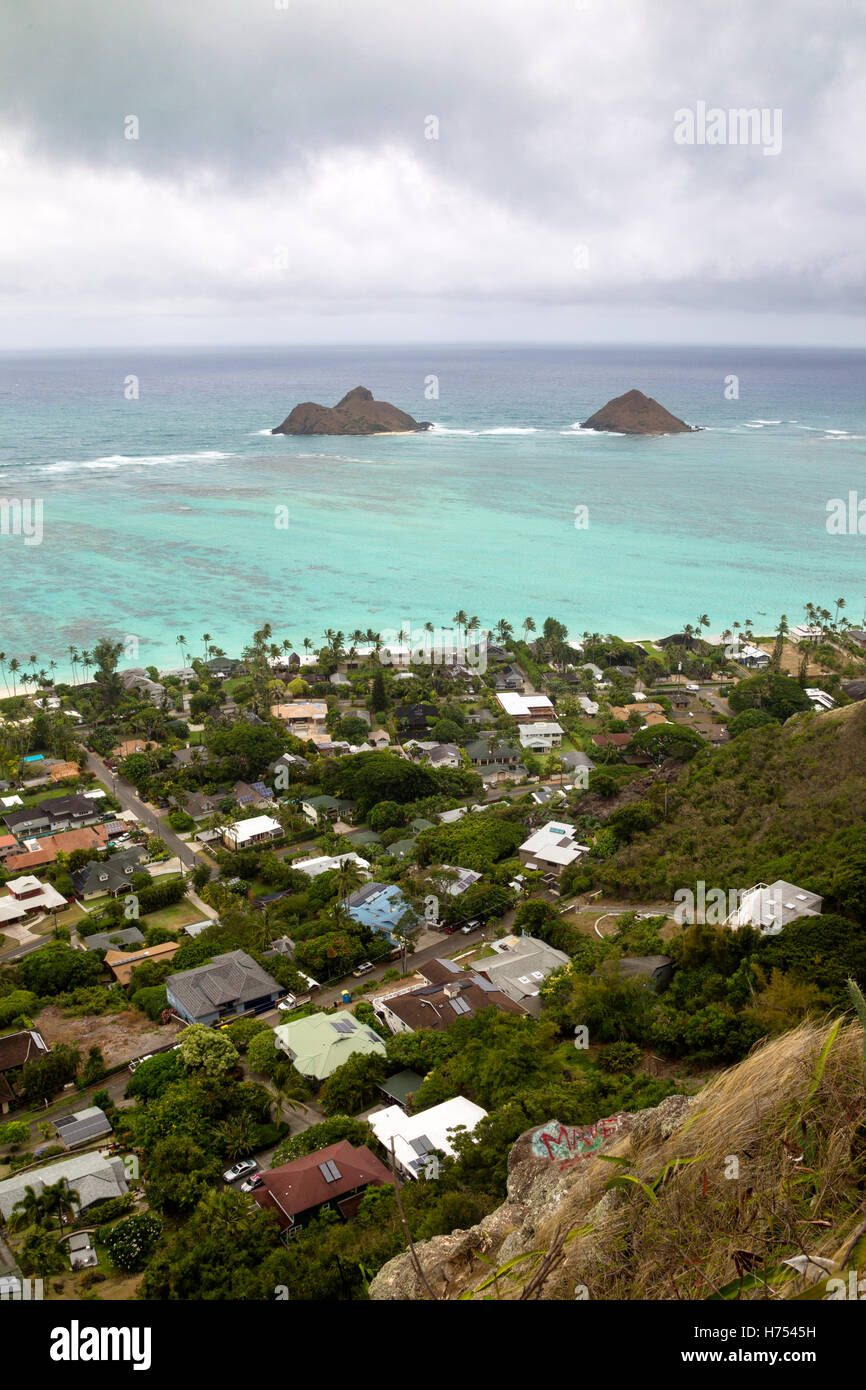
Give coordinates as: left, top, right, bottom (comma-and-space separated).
329, 1018, 355, 1033
409, 1135, 432, 1156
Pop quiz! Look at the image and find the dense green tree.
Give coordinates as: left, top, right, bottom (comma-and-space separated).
178, 1025, 240, 1079
140, 1189, 282, 1299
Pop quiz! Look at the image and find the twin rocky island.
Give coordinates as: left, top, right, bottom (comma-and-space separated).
271, 385, 697, 436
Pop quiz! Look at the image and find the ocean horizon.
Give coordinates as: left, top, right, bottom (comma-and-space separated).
1, 342, 865, 678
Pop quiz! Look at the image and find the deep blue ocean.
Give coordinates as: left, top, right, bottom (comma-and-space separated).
0, 343, 864, 676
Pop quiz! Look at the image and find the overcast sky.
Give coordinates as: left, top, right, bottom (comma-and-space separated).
1, 0, 864, 348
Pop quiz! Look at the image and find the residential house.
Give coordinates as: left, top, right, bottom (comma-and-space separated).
6, 824, 110, 874
120, 668, 165, 704
518, 721, 564, 752
530, 785, 565, 808
728, 880, 823, 936
495, 692, 555, 722
166, 950, 282, 1024
394, 702, 439, 731
222, 814, 283, 850
105, 940, 181, 987
53, 1106, 113, 1150
368, 1096, 488, 1179
372, 958, 526, 1035
292, 851, 370, 879
0, 876, 68, 924
577, 696, 600, 716
346, 882, 417, 944
329, 672, 351, 688
274, 1011, 386, 1081
518, 822, 589, 876
173, 790, 225, 822
477, 933, 570, 1016
300, 794, 356, 827
464, 738, 523, 767
72, 847, 146, 900
0, 1151, 129, 1222
253, 1140, 392, 1234
596, 956, 674, 991
0, 1029, 48, 1114
83, 925, 145, 952
804, 688, 835, 712
368, 729, 391, 748
4, 794, 100, 838
232, 779, 276, 808
590, 732, 633, 750
270, 700, 328, 738
111, 739, 157, 760
432, 865, 482, 898
377, 1069, 425, 1111
580, 663, 604, 681
560, 750, 596, 774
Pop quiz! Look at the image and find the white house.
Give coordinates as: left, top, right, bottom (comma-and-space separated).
577, 696, 599, 716
222, 814, 282, 850
518, 721, 564, 752
727, 880, 823, 936
804, 688, 835, 712
518, 822, 589, 875
496, 692, 555, 722
291, 852, 370, 879
367, 1096, 488, 1179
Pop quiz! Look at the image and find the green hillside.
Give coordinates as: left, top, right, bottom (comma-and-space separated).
592, 701, 866, 902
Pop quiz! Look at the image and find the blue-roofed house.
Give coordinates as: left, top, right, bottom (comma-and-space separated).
345, 882, 418, 947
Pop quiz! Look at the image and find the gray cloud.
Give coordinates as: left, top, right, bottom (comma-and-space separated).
0, 0, 864, 345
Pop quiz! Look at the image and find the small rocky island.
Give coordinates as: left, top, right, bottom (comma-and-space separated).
581, 388, 697, 435
272, 385, 431, 436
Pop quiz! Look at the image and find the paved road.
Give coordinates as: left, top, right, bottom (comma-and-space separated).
84, 750, 198, 869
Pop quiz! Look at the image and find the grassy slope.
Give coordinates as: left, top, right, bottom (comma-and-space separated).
593, 701, 866, 898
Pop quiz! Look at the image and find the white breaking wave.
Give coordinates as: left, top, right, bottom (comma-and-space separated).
479, 426, 537, 434
560, 424, 623, 436
41, 450, 236, 473
748, 419, 782, 425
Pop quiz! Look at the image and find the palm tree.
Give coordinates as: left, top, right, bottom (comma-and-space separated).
218, 1115, 257, 1161
0, 651, 6, 695
452, 610, 468, 648
8, 657, 20, 696
41, 1177, 77, 1230
202, 633, 212, 660
10, 1184, 45, 1232
833, 597, 846, 629
335, 858, 365, 907
522, 617, 536, 643
176, 635, 187, 664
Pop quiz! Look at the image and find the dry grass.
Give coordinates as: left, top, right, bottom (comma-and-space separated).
468, 1018, 866, 1300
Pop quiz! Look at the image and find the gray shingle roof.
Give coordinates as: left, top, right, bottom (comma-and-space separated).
166, 950, 280, 1020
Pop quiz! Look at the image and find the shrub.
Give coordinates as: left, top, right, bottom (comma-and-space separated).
103, 1213, 163, 1272
598, 1041, 643, 1074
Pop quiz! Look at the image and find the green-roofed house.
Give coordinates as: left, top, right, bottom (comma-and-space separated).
274, 1011, 386, 1082
301, 794, 340, 826
409, 817, 435, 833
377, 1069, 424, 1112
344, 828, 383, 848
383, 837, 416, 860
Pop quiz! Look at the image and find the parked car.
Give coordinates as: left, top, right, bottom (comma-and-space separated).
686, 683, 700, 692
460, 919, 481, 934
223, 1159, 257, 1183
352, 961, 374, 977
276, 995, 297, 1012
239, 1173, 264, 1192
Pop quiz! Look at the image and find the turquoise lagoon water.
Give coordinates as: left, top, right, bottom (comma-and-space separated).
0, 344, 864, 675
